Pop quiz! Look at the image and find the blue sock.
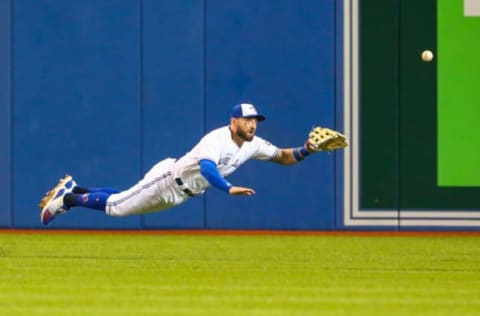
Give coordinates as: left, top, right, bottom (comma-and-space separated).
65, 193, 110, 211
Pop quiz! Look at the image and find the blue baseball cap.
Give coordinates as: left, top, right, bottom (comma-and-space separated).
231, 103, 266, 121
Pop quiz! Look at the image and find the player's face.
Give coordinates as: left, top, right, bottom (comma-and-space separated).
235, 117, 257, 141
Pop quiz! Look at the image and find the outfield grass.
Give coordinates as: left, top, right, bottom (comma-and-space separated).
0, 232, 479, 315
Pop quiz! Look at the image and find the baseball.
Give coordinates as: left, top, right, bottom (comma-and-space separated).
421, 50, 434, 62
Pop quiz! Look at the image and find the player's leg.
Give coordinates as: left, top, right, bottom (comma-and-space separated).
105, 172, 177, 216
59, 185, 121, 212
106, 158, 187, 217
63, 192, 110, 211
60, 185, 121, 210
39, 158, 182, 224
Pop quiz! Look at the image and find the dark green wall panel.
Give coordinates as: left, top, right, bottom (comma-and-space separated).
360, 0, 400, 209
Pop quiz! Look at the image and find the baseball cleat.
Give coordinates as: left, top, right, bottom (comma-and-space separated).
39, 175, 77, 225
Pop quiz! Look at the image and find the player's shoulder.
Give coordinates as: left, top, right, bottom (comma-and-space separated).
251, 134, 275, 147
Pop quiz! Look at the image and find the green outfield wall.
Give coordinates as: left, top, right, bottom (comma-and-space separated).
360, 0, 480, 212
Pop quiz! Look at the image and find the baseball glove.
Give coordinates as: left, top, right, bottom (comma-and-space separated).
305, 126, 348, 152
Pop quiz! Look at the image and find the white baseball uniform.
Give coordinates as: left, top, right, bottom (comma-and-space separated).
105, 126, 279, 216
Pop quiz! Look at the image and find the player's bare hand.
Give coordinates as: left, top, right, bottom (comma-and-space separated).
229, 186, 256, 196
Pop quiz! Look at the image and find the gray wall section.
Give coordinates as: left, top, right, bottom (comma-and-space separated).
0, 0, 12, 227
4, 0, 337, 229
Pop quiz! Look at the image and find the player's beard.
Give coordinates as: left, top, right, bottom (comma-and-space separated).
236, 128, 254, 142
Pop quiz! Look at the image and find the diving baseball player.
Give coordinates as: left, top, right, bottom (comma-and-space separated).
39, 103, 347, 225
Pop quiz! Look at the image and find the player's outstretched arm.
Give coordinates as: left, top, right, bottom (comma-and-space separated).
199, 159, 256, 196
272, 147, 312, 165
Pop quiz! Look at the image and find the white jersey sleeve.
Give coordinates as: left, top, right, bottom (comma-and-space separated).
250, 136, 280, 161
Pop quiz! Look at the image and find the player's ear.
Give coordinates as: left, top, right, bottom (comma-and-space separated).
230, 117, 238, 131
